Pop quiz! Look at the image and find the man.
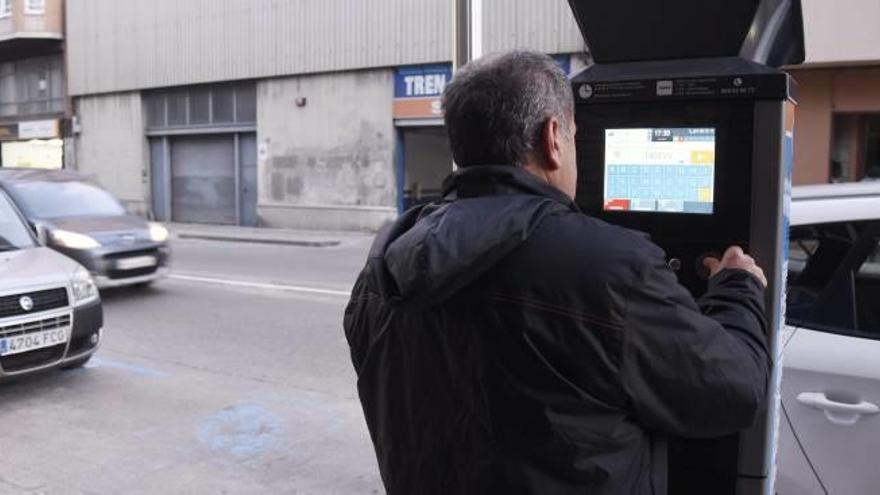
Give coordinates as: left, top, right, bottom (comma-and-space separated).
344, 51, 769, 495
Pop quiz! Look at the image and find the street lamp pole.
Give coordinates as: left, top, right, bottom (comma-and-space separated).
453, 0, 482, 72
451, 0, 482, 170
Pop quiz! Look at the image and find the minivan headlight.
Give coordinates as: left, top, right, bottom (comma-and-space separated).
52, 229, 100, 250
72, 266, 99, 305
148, 222, 169, 242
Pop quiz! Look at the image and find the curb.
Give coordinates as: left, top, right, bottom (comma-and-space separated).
176, 233, 341, 248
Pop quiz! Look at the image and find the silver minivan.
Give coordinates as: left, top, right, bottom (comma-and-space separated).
0, 187, 103, 379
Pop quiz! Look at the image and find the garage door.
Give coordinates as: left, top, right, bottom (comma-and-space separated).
170, 135, 236, 224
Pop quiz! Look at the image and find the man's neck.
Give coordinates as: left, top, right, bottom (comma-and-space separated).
521, 160, 553, 188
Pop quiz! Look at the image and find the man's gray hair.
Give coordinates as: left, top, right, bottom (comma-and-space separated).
442, 51, 574, 168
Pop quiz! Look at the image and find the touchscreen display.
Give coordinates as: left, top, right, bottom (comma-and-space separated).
603, 127, 715, 214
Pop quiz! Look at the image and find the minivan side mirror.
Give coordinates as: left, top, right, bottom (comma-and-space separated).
30, 222, 49, 245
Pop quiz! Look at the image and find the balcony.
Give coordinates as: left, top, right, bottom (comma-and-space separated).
0, 53, 65, 121
0, 0, 63, 60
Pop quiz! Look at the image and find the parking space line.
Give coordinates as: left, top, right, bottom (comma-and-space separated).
168, 273, 351, 297
88, 356, 169, 379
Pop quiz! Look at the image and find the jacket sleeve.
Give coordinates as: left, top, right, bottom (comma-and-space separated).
343, 269, 373, 374
618, 251, 771, 438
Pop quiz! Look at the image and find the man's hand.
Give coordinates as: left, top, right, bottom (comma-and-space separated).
703, 246, 768, 288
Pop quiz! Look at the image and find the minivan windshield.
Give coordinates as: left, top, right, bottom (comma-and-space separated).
10, 181, 127, 219
0, 190, 37, 250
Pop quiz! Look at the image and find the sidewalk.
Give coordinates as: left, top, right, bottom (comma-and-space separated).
167, 222, 375, 248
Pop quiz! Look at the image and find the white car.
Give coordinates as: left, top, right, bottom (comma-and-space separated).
0, 187, 103, 379
777, 181, 880, 494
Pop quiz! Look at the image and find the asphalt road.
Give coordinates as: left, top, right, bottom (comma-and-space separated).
0, 233, 382, 495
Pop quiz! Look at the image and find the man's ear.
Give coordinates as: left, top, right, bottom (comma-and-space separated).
540, 117, 563, 171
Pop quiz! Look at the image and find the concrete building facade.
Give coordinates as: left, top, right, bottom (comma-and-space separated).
62, 0, 880, 230
258, 70, 397, 230
63, 0, 584, 230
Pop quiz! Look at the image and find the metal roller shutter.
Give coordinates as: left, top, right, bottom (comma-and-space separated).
170, 135, 236, 225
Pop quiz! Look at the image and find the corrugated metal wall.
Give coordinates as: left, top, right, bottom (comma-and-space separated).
67, 0, 586, 96
483, 1, 583, 55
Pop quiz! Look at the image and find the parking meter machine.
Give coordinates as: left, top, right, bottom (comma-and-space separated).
566, 0, 804, 493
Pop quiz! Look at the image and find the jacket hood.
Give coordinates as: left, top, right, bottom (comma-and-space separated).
368, 166, 576, 304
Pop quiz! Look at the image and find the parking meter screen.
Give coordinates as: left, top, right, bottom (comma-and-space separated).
603, 128, 716, 214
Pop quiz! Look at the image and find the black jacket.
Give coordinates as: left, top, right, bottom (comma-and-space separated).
344, 165, 769, 495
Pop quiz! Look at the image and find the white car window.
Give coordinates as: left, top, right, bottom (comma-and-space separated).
787, 220, 880, 336
0, 190, 37, 250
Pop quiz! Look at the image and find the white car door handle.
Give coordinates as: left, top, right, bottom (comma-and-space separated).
797, 392, 880, 426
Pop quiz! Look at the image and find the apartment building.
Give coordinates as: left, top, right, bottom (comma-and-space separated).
0, 0, 68, 169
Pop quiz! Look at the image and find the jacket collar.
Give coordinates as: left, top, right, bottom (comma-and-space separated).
442, 165, 580, 212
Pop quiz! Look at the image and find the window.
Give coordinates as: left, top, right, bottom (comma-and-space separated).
830, 114, 880, 182
25, 0, 45, 14
0, 64, 13, 117
787, 220, 880, 337
17, 62, 51, 114
0, 190, 37, 250
211, 84, 235, 123
0, 55, 64, 117
9, 181, 126, 219
144, 93, 166, 128
165, 89, 187, 126
0, 0, 12, 18
189, 88, 210, 124
234, 82, 256, 123
143, 81, 256, 129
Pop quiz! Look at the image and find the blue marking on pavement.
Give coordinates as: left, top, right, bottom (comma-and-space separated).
197, 403, 281, 458
88, 356, 169, 379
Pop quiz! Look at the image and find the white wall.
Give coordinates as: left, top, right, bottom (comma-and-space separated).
802, 0, 880, 65
257, 69, 397, 231
74, 92, 148, 213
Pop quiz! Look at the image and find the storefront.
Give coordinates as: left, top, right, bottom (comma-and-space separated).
392, 55, 577, 213
393, 63, 454, 212
0, 119, 65, 169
